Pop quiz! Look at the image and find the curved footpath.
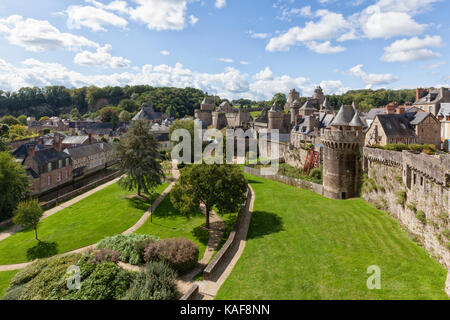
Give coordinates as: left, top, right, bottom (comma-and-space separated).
0, 167, 179, 272
178, 185, 255, 300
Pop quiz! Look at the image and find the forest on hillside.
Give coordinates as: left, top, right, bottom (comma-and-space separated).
0, 85, 418, 119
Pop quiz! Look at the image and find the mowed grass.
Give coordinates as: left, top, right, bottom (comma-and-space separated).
136, 193, 209, 259
0, 270, 18, 298
216, 175, 449, 300
0, 183, 168, 265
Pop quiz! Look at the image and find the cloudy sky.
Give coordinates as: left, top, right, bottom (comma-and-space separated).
0, 0, 449, 100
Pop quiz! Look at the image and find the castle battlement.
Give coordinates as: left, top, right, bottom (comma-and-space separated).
321, 129, 363, 148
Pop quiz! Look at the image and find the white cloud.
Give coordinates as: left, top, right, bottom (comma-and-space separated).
215, 0, 227, 9
0, 58, 348, 100
0, 15, 98, 52
240, 61, 249, 65
129, 0, 191, 31
189, 15, 199, 26
160, 50, 170, 56
249, 31, 271, 39
66, 5, 128, 31
305, 41, 346, 54
381, 35, 442, 62
266, 10, 351, 52
361, 10, 425, 39
85, 0, 130, 14
74, 44, 131, 68
218, 58, 233, 63
347, 64, 399, 87
373, 0, 441, 15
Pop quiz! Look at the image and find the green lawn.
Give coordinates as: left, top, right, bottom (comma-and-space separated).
216, 175, 449, 300
0, 183, 168, 265
0, 270, 18, 298
135, 193, 209, 259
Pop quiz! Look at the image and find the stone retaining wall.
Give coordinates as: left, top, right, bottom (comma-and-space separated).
180, 283, 199, 300
243, 166, 324, 195
203, 187, 252, 280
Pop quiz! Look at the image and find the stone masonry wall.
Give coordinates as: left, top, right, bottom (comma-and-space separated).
362, 147, 450, 269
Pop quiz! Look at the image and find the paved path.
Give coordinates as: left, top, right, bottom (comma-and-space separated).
0, 166, 179, 272
0, 177, 122, 243
194, 185, 255, 300
176, 208, 225, 296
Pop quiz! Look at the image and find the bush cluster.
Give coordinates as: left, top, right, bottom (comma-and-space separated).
122, 261, 178, 300
144, 237, 199, 274
96, 234, 160, 265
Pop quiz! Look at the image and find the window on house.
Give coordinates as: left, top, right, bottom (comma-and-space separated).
47, 175, 51, 186
57, 172, 61, 182
66, 158, 70, 166
48, 163, 52, 172
58, 160, 62, 169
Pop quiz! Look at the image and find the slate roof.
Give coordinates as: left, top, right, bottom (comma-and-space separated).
33, 148, 71, 165
365, 108, 386, 120
349, 111, 365, 127
255, 107, 269, 123
321, 98, 333, 111
26, 168, 39, 179
300, 99, 317, 110
376, 114, 416, 138
13, 143, 50, 161
269, 101, 283, 113
414, 90, 440, 104
408, 111, 430, 125
331, 105, 355, 126
62, 136, 90, 145
438, 103, 450, 117
63, 142, 112, 159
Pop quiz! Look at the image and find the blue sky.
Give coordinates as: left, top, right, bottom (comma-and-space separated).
0, 0, 449, 100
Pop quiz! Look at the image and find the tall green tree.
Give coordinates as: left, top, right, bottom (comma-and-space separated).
272, 93, 287, 108
13, 199, 43, 240
115, 120, 164, 197
171, 164, 248, 229
0, 152, 29, 221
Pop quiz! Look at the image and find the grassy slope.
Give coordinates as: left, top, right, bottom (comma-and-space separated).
135, 193, 209, 259
0, 270, 18, 298
0, 183, 168, 265
216, 175, 449, 300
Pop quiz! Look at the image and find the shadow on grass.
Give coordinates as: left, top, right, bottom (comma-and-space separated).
247, 179, 263, 184
127, 196, 151, 211
192, 225, 210, 248
247, 211, 284, 240
26, 241, 58, 261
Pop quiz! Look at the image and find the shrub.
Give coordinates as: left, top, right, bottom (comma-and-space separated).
416, 211, 426, 225
396, 190, 407, 206
442, 229, 450, 240
408, 144, 423, 152
144, 237, 199, 273
122, 261, 177, 300
67, 262, 135, 300
309, 168, 322, 181
97, 234, 160, 265
408, 203, 417, 213
90, 249, 120, 265
1, 284, 26, 300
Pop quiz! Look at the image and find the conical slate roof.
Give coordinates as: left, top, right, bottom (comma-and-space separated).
132, 92, 162, 121
269, 101, 283, 112
321, 97, 332, 111
349, 111, 365, 127
300, 99, 316, 110
330, 104, 355, 126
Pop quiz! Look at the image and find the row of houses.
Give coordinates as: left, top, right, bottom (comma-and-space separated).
13, 136, 115, 196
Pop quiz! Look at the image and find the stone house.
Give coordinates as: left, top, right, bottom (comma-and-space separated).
63, 142, 114, 178
62, 134, 97, 149
437, 103, 450, 144
414, 87, 450, 116
22, 141, 72, 196
132, 95, 162, 124
365, 103, 441, 148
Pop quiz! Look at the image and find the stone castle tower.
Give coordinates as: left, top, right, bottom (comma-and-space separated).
321, 103, 365, 199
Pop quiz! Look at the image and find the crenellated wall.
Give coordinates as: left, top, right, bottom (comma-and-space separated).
362, 147, 450, 269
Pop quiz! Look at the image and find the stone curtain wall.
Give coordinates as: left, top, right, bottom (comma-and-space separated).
243, 166, 324, 195
363, 147, 450, 269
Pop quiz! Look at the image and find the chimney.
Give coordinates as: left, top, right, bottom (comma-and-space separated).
386, 102, 397, 114
396, 106, 405, 115
53, 134, 62, 152
416, 88, 428, 101
28, 145, 35, 158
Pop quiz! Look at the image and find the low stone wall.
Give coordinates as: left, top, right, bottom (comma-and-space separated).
0, 219, 12, 228
180, 283, 199, 300
243, 166, 323, 195
40, 171, 122, 210
203, 187, 252, 280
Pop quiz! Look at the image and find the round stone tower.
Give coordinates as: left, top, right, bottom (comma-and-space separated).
268, 102, 284, 132
321, 103, 364, 199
